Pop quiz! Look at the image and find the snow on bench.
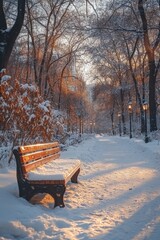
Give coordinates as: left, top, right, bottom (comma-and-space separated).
13, 142, 81, 208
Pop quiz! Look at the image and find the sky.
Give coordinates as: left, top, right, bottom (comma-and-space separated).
0, 134, 160, 240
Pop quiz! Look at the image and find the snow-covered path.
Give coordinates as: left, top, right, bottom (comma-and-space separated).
0, 135, 160, 240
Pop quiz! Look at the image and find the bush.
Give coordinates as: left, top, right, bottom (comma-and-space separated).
0, 73, 63, 148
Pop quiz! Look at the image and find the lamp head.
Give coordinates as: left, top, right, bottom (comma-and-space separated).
128, 101, 132, 113
143, 102, 148, 111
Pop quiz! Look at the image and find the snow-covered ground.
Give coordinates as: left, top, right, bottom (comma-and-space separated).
0, 134, 160, 240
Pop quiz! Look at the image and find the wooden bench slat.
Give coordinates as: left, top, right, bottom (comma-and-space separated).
22, 153, 60, 173
20, 147, 60, 163
19, 142, 59, 154
64, 166, 80, 184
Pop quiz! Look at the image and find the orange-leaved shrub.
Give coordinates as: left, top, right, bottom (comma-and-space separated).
0, 74, 63, 147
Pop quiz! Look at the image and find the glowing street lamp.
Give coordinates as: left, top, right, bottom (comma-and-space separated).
118, 112, 122, 136
128, 101, 132, 138
143, 101, 149, 143
90, 121, 92, 133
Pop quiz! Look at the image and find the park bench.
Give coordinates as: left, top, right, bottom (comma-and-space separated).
13, 142, 81, 208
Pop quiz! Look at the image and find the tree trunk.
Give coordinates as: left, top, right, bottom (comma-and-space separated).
119, 82, 126, 135
138, 0, 157, 131
149, 58, 157, 131
0, 0, 26, 74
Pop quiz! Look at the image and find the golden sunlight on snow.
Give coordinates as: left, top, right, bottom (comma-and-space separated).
63, 159, 159, 239
1, 135, 160, 239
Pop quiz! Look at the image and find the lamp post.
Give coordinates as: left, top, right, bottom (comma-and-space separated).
143, 101, 149, 143
118, 113, 122, 136
93, 122, 96, 133
90, 121, 92, 133
77, 112, 81, 136
128, 101, 132, 138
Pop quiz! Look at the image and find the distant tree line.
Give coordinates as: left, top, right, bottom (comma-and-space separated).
89, 0, 160, 134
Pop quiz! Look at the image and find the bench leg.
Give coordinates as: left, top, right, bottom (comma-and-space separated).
50, 185, 66, 208
18, 182, 35, 201
18, 183, 66, 208
71, 168, 80, 183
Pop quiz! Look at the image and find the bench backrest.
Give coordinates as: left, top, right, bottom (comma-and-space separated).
13, 142, 60, 177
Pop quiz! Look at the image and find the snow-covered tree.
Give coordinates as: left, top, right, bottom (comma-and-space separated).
0, 0, 25, 73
